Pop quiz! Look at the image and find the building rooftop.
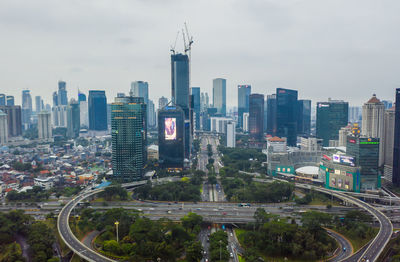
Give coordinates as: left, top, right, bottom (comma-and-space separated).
296, 166, 319, 175
366, 94, 381, 104
268, 136, 285, 142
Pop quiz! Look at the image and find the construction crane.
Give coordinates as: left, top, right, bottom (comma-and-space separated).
184, 22, 194, 53
170, 31, 179, 55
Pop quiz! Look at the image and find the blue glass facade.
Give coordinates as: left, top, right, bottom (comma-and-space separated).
238, 85, 251, 128
276, 88, 298, 146
191, 87, 200, 130
58, 81, 68, 105
393, 88, 400, 186
88, 90, 107, 131
249, 94, 264, 140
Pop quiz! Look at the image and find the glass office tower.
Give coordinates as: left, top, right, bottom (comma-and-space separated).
393, 88, 400, 186
191, 87, 201, 130
58, 81, 68, 105
158, 105, 185, 168
297, 99, 311, 137
316, 99, 348, 147
276, 88, 298, 146
88, 90, 108, 131
112, 96, 147, 181
238, 85, 251, 128
213, 78, 226, 116
266, 94, 277, 136
249, 94, 264, 140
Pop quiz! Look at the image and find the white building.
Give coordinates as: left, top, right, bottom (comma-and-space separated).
338, 125, 352, 147
226, 122, 236, 148
79, 100, 89, 127
210, 117, 234, 134
0, 110, 8, 145
362, 94, 385, 166
300, 137, 322, 152
34, 177, 54, 190
383, 106, 395, 180
52, 105, 68, 127
243, 112, 249, 132
38, 111, 52, 140
267, 136, 287, 153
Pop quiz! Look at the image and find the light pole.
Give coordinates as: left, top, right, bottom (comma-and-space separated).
219, 240, 222, 261
115, 221, 119, 243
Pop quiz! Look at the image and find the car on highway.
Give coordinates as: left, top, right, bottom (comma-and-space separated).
230, 252, 234, 258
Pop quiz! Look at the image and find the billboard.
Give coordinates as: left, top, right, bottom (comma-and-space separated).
332, 154, 355, 167
164, 118, 176, 140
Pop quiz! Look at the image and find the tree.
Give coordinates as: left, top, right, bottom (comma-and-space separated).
185, 241, 203, 262
208, 175, 217, 185
103, 240, 121, 255
181, 213, 203, 234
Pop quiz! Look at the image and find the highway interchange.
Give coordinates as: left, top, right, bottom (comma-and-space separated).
53, 134, 395, 262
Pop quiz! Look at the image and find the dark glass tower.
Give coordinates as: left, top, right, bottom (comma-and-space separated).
58, 81, 68, 105
0, 94, 5, 106
249, 94, 264, 140
88, 90, 107, 131
112, 96, 147, 181
238, 85, 251, 128
158, 105, 185, 168
191, 87, 200, 130
171, 54, 189, 114
276, 88, 298, 146
266, 94, 277, 136
78, 91, 86, 103
297, 99, 311, 137
316, 100, 348, 147
213, 78, 226, 116
393, 88, 400, 186
6, 96, 14, 106
347, 136, 380, 190
67, 100, 80, 138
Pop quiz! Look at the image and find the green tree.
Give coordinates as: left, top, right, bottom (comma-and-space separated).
185, 241, 203, 262
181, 213, 203, 234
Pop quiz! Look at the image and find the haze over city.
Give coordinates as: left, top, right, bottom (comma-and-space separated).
1, 0, 399, 106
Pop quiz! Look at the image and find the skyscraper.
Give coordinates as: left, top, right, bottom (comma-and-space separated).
58, 81, 68, 105
383, 106, 395, 180
243, 112, 249, 133
52, 92, 58, 107
191, 87, 200, 130
38, 111, 52, 140
213, 78, 226, 116
316, 99, 348, 147
21, 90, 32, 129
88, 90, 107, 131
266, 94, 277, 136
35, 96, 42, 113
347, 135, 380, 190
226, 122, 236, 148
78, 91, 87, 103
382, 100, 393, 110
67, 99, 80, 138
393, 88, 400, 186
6, 96, 14, 106
362, 94, 385, 166
297, 99, 311, 137
158, 96, 168, 110
148, 99, 156, 127
0, 110, 8, 145
276, 88, 298, 146
78, 91, 88, 128
0, 94, 5, 106
0, 106, 22, 137
130, 81, 149, 105
238, 85, 251, 128
112, 96, 147, 181
249, 94, 264, 140
171, 54, 190, 114
158, 105, 185, 168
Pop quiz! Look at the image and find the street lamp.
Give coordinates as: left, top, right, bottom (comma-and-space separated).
115, 221, 119, 243
219, 240, 222, 261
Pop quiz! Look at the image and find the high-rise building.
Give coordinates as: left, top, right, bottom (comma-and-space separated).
0, 110, 8, 145
362, 94, 385, 166
78, 91, 86, 103
226, 122, 236, 148
243, 112, 249, 133
276, 88, 298, 146
171, 54, 190, 113
52, 92, 58, 107
158, 105, 185, 168
213, 78, 226, 116
297, 99, 311, 137
0, 94, 5, 106
130, 81, 149, 105
266, 94, 277, 136
316, 99, 348, 147
6, 96, 14, 106
67, 99, 80, 138
347, 135, 380, 190
393, 88, 400, 186
88, 90, 107, 131
158, 96, 168, 110
58, 81, 68, 105
249, 94, 264, 140
148, 99, 156, 127
382, 100, 393, 110
78, 92, 89, 128
238, 85, 251, 128
0, 106, 22, 137
38, 111, 52, 140
191, 87, 200, 130
349, 106, 362, 123
338, 124, 352, 147
383, 106, 395, 180
111, 96, 147, 181
35, 96, 42, 113
21, 90, 32, 129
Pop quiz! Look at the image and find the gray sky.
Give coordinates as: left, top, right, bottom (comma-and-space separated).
1, 0, 399, 108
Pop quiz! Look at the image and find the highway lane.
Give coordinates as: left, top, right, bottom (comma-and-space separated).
326, 229, 352, 262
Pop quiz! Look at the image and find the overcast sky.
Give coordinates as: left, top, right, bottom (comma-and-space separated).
0, 0, 399, 108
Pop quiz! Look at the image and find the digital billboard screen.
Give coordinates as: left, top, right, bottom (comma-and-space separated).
340, 156, 355, 167
164, 118, 176, 140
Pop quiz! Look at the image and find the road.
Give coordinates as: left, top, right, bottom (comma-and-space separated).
326, 229, 352, 262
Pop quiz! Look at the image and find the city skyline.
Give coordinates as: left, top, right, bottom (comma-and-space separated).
0, 1, 399, 107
